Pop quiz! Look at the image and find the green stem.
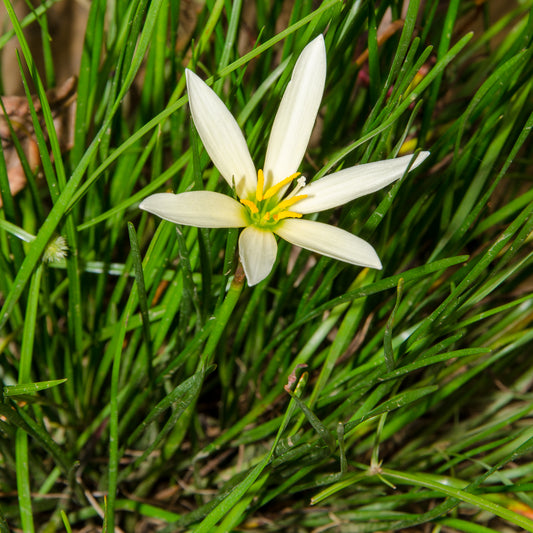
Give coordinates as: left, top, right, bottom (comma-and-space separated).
381, 467, 533, 531
16, 263, 42, 533
199, 264, 245, 369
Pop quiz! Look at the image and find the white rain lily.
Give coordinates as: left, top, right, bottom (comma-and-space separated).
140, 35, 429, 285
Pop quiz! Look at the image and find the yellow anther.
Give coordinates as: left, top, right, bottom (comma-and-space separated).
274, 194, 308, 212
240, 198, 259, 214
273, 211, 303, 221
263, 172, 301, 200
256, 169, 265, 202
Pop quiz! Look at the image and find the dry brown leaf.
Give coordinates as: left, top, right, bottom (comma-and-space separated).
0, 76, 77, 206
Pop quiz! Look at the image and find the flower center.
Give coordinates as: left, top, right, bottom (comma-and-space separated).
240, 169, 308, 228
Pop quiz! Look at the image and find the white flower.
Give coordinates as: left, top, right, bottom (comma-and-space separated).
140, 35, 429, 286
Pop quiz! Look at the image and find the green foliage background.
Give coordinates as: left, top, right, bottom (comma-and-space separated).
1, 0, 533, 531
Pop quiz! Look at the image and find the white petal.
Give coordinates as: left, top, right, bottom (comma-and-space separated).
294, 152, 430, 214
186, 69, 256, 198
263, 35, 326, 187
239, 226, 278, 285
274, 218, 382, 269
140, 192, 247, 228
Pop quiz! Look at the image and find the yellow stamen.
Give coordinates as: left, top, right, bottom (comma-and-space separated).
273, 211, 303, 221
275, 194, 308, 212
256, 169, 264, 202
240, 198, 259, 214
263, 172, 301, 200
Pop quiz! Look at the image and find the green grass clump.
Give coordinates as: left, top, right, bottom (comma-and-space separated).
1, 0, 533, 531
